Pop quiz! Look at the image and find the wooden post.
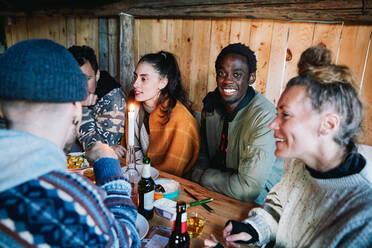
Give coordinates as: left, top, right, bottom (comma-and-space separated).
119, 13, 135, 95
0, 17, 6, 53
108, 18, 119, 81
99, 18, 109, 72
66, 17, 75, 48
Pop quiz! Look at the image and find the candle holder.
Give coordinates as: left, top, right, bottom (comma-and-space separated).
126, 145, 137, 167
123, 145, 140, 206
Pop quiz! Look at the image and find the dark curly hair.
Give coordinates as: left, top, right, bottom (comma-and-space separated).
68, 45, 98, 73
138, 51, 193, 123
215, 43, 257, 75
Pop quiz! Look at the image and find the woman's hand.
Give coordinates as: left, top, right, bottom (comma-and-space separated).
223, 222, 252, 248
204, 234, 220, 248
112, 144, 126, 158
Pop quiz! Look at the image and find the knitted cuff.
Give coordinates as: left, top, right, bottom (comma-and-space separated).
225, 220, 259, 244
93, 157, 122, 185
214, 243, 224, 248
245, 207, 276, 245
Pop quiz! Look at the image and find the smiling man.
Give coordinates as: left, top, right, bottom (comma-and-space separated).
191, 43, 283, 204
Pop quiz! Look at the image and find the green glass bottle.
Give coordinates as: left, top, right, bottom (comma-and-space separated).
138, 157, 155, 220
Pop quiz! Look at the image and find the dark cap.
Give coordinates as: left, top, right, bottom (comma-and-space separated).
0, 39, 87, 102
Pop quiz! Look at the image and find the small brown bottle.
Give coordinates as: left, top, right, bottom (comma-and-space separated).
167, 201, 190, 248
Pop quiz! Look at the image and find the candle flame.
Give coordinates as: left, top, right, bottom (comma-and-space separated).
129, 104, 134, 112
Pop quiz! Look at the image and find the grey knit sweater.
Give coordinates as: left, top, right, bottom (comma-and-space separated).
244, 158, 372, 247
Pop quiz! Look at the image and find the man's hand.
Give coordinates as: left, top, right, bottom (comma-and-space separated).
81, 93, 98, 107
223, 222, 252, 248
112, 144, 126, 158
85, 141, 118, 162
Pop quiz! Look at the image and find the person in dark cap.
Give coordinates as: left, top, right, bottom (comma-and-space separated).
0, 39, 140, 247
191, 43, 283, 204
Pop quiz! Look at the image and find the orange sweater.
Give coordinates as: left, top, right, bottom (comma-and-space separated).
123, 100, 200, 177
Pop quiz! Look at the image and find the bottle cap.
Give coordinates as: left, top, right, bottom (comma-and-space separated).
143, 157, 150, 164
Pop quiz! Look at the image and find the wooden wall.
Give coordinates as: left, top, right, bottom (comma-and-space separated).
4, 17, 372, 145
4, 16, 120, 80
134, 18, 372, 145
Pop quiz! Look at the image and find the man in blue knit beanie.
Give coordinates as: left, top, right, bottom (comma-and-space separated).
0, 39, 140, 247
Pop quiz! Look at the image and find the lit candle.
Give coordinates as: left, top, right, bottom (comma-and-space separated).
128, 104, 135, 147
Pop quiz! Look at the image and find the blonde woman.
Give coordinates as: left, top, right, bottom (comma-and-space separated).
205, 46, 372, 248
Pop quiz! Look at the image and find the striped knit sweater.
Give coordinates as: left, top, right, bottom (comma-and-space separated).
0, 129, 140, 247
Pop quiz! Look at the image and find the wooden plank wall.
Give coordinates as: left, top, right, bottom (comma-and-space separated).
4, 16, 119, 80
134, 18, 372, 145
4, 17, 372, 145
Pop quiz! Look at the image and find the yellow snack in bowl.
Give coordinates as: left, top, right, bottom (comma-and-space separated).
66, 154, 88, 169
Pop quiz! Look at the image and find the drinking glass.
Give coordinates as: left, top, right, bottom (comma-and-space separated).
187, 212, 206, 238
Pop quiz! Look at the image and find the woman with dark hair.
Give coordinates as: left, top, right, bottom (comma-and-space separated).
204, 46, 372, 248
123, 51, 200, 176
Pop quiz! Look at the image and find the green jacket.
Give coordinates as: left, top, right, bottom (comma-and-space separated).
193, 92, 283, 204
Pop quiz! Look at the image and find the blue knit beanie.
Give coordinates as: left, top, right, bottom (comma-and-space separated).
0, 39, 87, 102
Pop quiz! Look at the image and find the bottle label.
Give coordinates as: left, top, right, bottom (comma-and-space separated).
143, 190, 154, 210
142, 163, 151, 178
181, 212, 187, 233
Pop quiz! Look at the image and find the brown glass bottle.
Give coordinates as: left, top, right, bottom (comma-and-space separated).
167, 201, 190, 248
138, 157, 155, 220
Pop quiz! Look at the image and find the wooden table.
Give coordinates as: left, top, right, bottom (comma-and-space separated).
149, 170, 258, 247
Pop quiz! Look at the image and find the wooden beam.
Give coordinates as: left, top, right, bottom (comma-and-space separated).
0, 1, 371, 24
123, 0, 372, 24
119, 13, 135, 94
